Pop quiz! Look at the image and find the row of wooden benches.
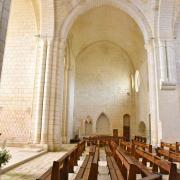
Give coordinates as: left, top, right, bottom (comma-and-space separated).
36, 140, 86, 180
120, 138, 180, 164
119, 139, 180, 179
74, 144, 99, 180
159, 141, 180, 153
84, 135, 121, 146
105, 141, 161, 180
75, 141, 159, 180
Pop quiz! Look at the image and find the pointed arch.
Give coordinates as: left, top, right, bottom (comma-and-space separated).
96, 112, 110, 135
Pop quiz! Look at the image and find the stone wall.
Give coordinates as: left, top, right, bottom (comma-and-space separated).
0, 0, 11, 75
0, 0, 37, 143
74, 42, 135, 137
135, 60, 149, 138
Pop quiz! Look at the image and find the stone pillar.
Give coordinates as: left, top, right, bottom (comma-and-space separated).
145, 39, 161, 145
52, 38, 66, 150
40, 39, 53, 144
47, 37, 64, 151
62, 54, 69, 143
62, 42, 75, 143
33, 38, 47, 144
67, 65, 75, 141
159, 38, 176, 89
157, 38, 180, 142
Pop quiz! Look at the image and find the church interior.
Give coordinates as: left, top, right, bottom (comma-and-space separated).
0, 0, 180, 179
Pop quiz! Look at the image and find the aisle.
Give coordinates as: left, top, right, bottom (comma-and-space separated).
69, 147, 111, 180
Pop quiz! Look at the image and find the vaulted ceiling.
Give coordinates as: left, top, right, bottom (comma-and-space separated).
68, 5, 147, 69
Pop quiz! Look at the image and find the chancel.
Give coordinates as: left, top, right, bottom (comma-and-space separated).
0, 0, 180, 179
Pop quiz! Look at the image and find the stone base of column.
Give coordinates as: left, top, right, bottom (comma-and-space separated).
48, 142, 61, 151
62, 136, 68, 144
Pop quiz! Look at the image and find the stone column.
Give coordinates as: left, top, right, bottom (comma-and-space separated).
156, 38, 180, 142
145, 39, 161, 145
67, 64, 75, 141
40, 39, 53, 144
62, 54, 69, 143
47, 37, 63, 151
33, 38, 47, 143
53, 38, 66, 150
159, 38, 176, 89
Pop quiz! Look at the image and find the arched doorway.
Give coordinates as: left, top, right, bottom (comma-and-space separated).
96, 113, 110, 135
123, 114, 130, 141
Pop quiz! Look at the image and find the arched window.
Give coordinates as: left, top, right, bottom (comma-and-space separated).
135, 70, 140, 92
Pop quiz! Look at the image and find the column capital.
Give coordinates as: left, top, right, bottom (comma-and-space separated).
144, 38, 156, 50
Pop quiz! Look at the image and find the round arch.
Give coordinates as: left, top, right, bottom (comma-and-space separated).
60, 0, 152, 44
54, 0, 159, 146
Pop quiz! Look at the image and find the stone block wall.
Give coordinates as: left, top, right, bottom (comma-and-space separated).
74, 42, 135, 137
0, 0, 37, 143
0, 0, 11, 76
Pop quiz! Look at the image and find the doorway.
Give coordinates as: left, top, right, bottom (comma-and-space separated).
123, 114, 130, 141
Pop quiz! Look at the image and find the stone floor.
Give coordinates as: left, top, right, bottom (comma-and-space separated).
0, 144, 76, 180
2, 147, 46, 172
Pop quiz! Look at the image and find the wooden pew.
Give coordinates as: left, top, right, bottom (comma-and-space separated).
176, 142, 180, 153
105, 145, 112, 156
168, 151, 180, 162
134, 136, 147, 143
115, 147, 141, 180
132, 140, 152, 153
75, 155, 91, 180
120, 139, 132, 153
84, 135, 122, 147
160, 142, 175, 152
36, 140, 85, 180
120, 139, 152, 156
75, 144, 99, 180
132, 140, 152, 161
156, 141, 180, 160
107, 155, 124, 180
113, 143, 161, 179
135, 147, 180, 180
